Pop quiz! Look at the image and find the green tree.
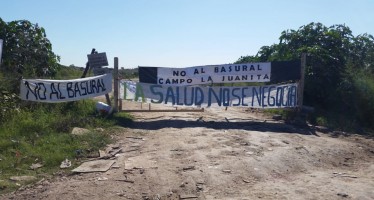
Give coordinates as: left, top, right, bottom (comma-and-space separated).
0, 18, 60, 122
236, 22, 358, 108
236, 22, 374, 130
0, 18, 60, 79
348, 33, 374, 73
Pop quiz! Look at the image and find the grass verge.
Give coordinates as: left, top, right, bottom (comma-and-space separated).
0, 99, 132, 194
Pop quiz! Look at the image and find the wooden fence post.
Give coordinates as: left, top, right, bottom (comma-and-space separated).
298, 53, 307, 109
113, 57, 119, 112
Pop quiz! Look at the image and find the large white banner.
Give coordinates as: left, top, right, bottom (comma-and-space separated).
20, 74, 112, 103
141, 62, 271, 86
120, 82, 298, 108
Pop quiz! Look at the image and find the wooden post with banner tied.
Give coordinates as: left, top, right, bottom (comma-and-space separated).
0, 39, 3, 66
298, 53, 307, 110
113, 57, 119, 112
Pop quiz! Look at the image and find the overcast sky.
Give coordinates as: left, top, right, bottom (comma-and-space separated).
2, 0, 373, 68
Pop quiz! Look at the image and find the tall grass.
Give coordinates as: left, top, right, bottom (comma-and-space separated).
0, 99, 130, 194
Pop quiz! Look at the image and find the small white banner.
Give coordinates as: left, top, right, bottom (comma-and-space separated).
120, 80, 137, 100
20, 74, 112, 103
120, 82, 298, 108
152, 62, 271, 85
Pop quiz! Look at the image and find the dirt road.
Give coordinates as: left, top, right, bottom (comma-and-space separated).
4, 102, 374, 200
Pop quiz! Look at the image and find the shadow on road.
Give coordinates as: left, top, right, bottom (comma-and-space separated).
118, 118, 317, 135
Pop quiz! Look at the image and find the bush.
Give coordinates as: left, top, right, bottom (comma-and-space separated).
352, 73, 374, 129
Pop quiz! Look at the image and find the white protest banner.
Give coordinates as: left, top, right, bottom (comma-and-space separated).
20, 74, 112, 103
0, 39, 3, 63
139, 62, 271, 86
121, 82, 298, 108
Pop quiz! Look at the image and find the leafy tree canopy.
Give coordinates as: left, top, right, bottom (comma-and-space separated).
0, 18, 60, 79
236, 22, 374, 108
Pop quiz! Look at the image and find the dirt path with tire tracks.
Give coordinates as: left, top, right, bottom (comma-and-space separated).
3, 102, 374, 200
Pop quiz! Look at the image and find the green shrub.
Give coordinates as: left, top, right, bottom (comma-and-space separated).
315, 116, 328, 127
54, 64, 85, 79
352, 73, 374, 129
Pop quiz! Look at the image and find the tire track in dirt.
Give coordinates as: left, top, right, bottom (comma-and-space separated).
3, 102, 374, 200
